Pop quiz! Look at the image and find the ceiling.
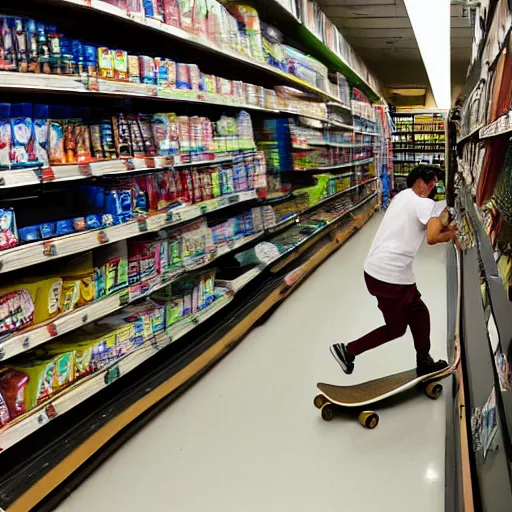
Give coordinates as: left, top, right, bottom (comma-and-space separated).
315, 0, 473, 100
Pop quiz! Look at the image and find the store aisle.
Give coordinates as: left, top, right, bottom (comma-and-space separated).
57, 215, 448, 512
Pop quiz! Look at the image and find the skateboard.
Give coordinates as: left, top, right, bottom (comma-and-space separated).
315, 247, 462, 430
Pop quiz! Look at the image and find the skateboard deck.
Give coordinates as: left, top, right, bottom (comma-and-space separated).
315, 247, 462, 428
317, 360, 457, 407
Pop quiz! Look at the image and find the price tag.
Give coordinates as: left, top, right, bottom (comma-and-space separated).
45, 403, 58, 420
145, 157, 156, 168
0, 347, 4, 361
46, 323, 58, 337
0, 177, 5, 186
43, 242, 57, 256
228, 194, 240, 204
79, 164, 91, 176
42, 167, 56, 182
22, 336, 30, 349
97, 230, 109, 244
124, 159, 135, 171
88, 76, 99, 91
138, 218, 148, 232
105, 364, 121, 384
200, 205, 208, 214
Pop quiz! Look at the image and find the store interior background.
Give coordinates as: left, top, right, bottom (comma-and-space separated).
322, 0, 472, 107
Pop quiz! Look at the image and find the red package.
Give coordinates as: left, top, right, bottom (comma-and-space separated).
163, 0, 181, 28
180, 170, 193, 203
191, 169, 203, 203
0, 369, 29, 420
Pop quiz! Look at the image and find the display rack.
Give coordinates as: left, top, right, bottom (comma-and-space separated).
451, 0, 512, 508
391, 110, 447, 190
0, 1, 389, 508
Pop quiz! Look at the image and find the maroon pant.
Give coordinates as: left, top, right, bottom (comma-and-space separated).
347, 272, 431, 359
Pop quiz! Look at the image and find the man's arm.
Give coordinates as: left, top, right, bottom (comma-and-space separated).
426, 217, 458, 245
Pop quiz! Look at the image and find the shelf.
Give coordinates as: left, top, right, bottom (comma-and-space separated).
0, 190, 258, 274
392, 131, 445, 135
479, 111, 512, 139
0, 152, 258, 190
0, 191, 378, 453
0, 231, 261, 362
12, 0, 348, 107
392, 148, 446, 153
299, 178, 377, 215
0, 291, 233, 453
293, 157, 374, 172
353, 130, 380, 136
456, 123, 485, 144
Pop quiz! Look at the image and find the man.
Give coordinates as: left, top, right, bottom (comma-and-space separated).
330, 165, 457, 376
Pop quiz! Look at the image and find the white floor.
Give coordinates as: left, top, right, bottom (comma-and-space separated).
57, 214, 448, 512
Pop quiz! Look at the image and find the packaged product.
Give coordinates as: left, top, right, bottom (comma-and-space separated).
176, 63, 192, 90
139, 55, 156, 84
143, 0, 165, 21
191, 0, 208, 37
163, 0, 181, 28
0, 208, 19, 251
0, 287, 35, 335
97, 47, 114, 79
177, 0, 194, 32
0, 369, 29, 423
36, 22, 51, 74
112, 113, 133, 157
128, 54, 140, 82
226, 4, 264, 61
0, 103, 12, 168
10, 355, 57, 410
113, 49, 129, 81
0, 17, 16, 71
155, 57, 169, 87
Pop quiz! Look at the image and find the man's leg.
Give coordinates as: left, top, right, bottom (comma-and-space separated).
346, 294, 409, 356
405, 287, 431, 362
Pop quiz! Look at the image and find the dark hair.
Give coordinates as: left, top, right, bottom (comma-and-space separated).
406, 165, 442, 188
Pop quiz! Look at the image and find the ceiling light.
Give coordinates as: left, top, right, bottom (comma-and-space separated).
403, 0, 451, 109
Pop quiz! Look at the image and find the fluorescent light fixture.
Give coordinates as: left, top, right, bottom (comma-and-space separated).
403, 0, 451, 109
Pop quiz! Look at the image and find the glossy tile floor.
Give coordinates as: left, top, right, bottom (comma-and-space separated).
57, 214, 448, 512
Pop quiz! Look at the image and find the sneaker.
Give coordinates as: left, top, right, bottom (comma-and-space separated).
416, 358, 448, 376
330, 343, 355, 374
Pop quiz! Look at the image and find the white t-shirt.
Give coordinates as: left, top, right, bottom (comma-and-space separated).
364, 189, 446, 285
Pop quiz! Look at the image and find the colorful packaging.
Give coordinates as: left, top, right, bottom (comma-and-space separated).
83, 44, 97, 76
47, 25, 62, 74
166, 59, 177, 88
0, 287, 35, 335
0, 369, 29, 422
192, 0, 208, 37
178, 0, 194, 31
0, 17, 16, 71
112, 114, 133, 157
155, 57, 169, 87
176, 62, 191, 90
128, 54, 140, 82
36, 22, 51, 74
139, 55, 155, 84
143, 0, 165, 21
98, 47, 114, 79
48, 119, 65, 165
10, 355, 56, 410
33, 104, 49, 166
0, 103, 12, 167
163, 0, 181, 27
113, 49, 129, 81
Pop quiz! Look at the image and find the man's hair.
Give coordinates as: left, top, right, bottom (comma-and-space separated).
406, 165, 442, 188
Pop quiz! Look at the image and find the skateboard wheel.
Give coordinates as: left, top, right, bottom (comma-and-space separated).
314, 394, 328, 409
321, 404, 335, 422
358, 411, 379, 429
425, 382, 443, 400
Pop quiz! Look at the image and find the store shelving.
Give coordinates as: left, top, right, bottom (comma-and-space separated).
0, 0, 388, 508
449, 1, 512, 506
0, 190, 258, 273
391, 111, 447, 186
